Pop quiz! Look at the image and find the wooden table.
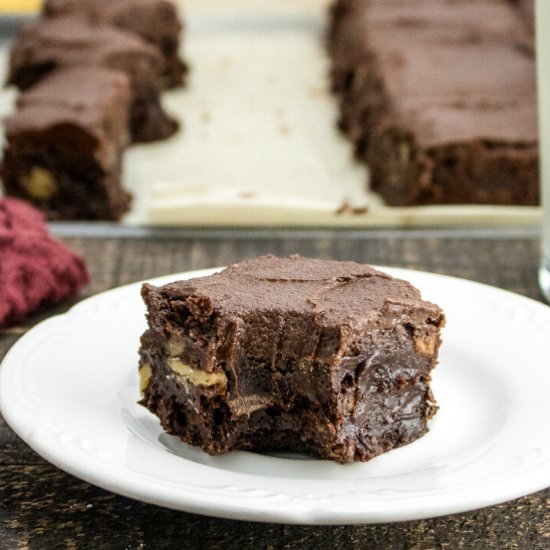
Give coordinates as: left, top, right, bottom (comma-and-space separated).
1, 227, 549, 549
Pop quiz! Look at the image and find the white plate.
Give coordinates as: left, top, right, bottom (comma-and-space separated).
1, 267, 550, 524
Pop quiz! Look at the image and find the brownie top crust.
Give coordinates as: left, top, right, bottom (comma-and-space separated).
144, 255, 439, 327
8, 15, 162, 88
6, 66, 130, 136
346, 0, 537, 147
43, 0, 182, 43
15, 65, 131, 116
42, 0, 186, 89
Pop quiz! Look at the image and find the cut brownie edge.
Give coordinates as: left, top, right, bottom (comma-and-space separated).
2, 154, 132, 220
369, 130, 538, 206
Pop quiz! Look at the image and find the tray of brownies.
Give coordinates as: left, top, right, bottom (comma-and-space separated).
0, 0, 541, 227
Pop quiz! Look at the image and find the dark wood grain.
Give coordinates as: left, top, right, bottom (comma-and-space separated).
1, 231, 548, 549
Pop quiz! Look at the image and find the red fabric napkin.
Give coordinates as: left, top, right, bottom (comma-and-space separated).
0, 198, 90, 328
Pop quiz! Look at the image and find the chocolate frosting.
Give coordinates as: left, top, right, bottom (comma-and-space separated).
5, 66, 131, 165
152, 254, 433, 325
43, 0, 182, 46
42, 0, 186, 88
348, 0, 537, 147
8, 15, 162, 89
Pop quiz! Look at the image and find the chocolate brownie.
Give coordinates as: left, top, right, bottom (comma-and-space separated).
138, 255, 445, 463
329, 0, 539, 206
2, 66, 132, 220
7, 16, 178, 143
43, 0, 187, 88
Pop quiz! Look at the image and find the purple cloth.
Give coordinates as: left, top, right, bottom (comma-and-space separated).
0, 197, 90, 328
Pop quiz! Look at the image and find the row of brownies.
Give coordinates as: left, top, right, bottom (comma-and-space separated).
1, 0, 186, 220
328, 0, 539, 206
1, 0, 539, 221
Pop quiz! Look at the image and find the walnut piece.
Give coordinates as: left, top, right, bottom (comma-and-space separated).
21, 167, 58, 199
139, 363, 152, 395
168, 357, 228, 390
414, 336, 437, 357
166, 334, 185, 357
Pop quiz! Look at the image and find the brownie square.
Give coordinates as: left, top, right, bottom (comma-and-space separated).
2, 66, 132, 220
7, 16, 178, 143
328, 0, 538, 206
138, 255, 445, 463
43, 0, 188, 88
